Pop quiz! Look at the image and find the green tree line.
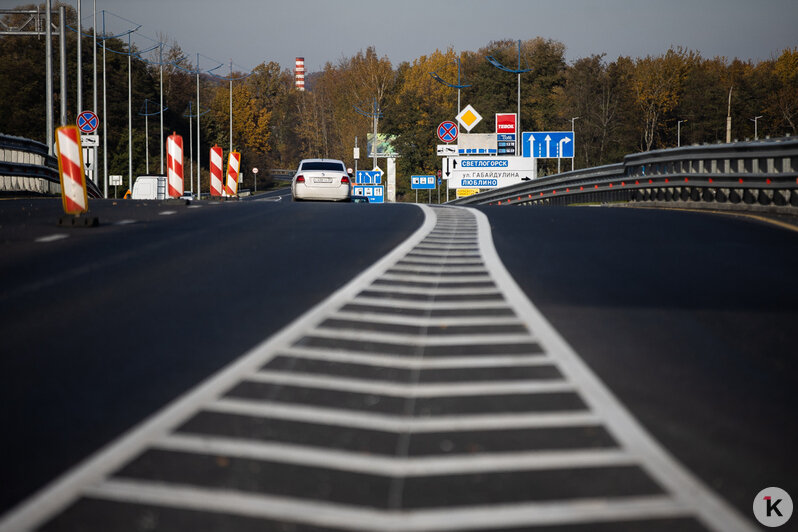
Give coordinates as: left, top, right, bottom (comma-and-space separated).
2, 4, 796, 200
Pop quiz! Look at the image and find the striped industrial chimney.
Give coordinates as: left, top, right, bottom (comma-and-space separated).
295, 57, 305, 91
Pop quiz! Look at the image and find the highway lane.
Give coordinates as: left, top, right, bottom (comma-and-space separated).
483, 205, 798, 520
0, 194, 423, 515
0, 198, 795, 530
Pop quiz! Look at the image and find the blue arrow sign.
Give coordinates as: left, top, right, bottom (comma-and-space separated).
522, 131, 574, 158
356, 170, 382, 184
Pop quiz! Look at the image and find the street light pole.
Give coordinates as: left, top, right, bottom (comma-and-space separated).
570, 116, 579, 171
677, 119, 687, 147
750, 115, 763, 140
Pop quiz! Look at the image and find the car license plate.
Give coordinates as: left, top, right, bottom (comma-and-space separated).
314, 177, 332, 183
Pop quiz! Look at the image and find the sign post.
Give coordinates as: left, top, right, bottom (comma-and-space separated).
77, 110, 99, 185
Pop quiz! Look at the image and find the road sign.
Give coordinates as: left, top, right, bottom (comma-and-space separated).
77, 110, 99, 133
446, 156, 535, 189
456, 188, 480, 198
109, 174, 123, 186
456, 104, 482, 132
411, 175, 436, 190
81, 145, 95, 172
352, 185, 384, 203
458, 133, 497, 155
495, 113, 517, 135
437, 121, 458, 143
522, 131, 574, 158
437, 144, 458, 156
80, 134, 99, 147
356, 169, 382, 184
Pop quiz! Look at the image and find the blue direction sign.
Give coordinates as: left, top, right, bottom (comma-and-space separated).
522, 131, 574, 158
411, 175, 436, 190
77, 110, 99, 134
437, 121, 459, 143
356, 170, 382, 184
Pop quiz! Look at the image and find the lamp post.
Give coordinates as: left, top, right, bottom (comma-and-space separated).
677, 119, 687, 147
570, 116, 580, 171
487, 40, 532, 155
429, 56, 471, 114
750, 115, 763, 140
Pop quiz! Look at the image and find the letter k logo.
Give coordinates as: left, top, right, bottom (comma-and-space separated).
765, 496, 783, 517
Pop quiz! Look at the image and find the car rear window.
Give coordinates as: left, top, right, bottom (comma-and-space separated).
301, 162, 345, 171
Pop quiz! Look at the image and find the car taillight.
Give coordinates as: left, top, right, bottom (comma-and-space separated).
341, 175, 350, 184
296, 175, 305, 183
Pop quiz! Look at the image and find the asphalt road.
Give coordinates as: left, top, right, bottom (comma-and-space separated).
0, 195, 796, 529
0, 191, 423, 515
482, 205, 798, 518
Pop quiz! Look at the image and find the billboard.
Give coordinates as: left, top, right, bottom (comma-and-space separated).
367, 133, 399, 158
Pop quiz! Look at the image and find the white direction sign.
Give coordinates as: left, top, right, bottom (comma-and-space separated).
455, 104, 482, 132
446, 156, 536, 189
80, 134, 99, 147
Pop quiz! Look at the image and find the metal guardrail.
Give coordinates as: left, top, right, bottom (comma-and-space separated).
449, 137, 798, 213
0, 133, 102, 198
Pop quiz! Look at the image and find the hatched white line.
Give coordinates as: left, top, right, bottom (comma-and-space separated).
35, 234, 69, 243
275, 347, 555, 370
298, 329, 537, 346
332, 310, 523, 327
378, 272, 492, 283
84, 480, 691, 532
206, 399, 599, 433
360, 285, 502, 296
246, 371, 573, 397
347, 296, 511, 310
0, 205, 437, 532
153, 434, 634, 476
466, 206, 757, 532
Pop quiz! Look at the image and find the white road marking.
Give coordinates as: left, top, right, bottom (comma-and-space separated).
159, 210, 177, 216
152, 434, 634, 476
114, 219, 136, 225
35, 234, 69, 243
84, 480, 691, 532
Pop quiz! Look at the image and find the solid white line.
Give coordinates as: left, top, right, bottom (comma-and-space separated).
153, 434, 633, 476
465, 206, 757, 532
0, 206, 437, 532
84, 480, 690, 531
206, 398, 599, 433
247, 371, 573, 397
35, 234, 69, 243
275, 347, 554, 370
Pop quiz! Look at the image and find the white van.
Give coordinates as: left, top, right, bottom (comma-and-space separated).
131, 175, 168, 200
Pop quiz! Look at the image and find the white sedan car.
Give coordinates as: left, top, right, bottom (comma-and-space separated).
291, 159, 351, 201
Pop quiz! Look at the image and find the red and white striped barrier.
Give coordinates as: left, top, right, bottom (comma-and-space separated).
210, 145, 223, 197
166, 132, 184, 198
55, 125, 88, 214
295, 57, 305, 91
225, 151, 241, 196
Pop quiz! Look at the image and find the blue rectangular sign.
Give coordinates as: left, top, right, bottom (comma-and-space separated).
352, 185, 384, 203
356, 170, 382, 184
522, 131, 574, 158
411, 175, 436, 190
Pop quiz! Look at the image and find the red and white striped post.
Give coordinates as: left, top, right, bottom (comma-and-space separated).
55, 125, 88, 214
295, 57, 305, 91
166, 132, 184, 198
225, 151, 241, 196
210, 145, 223, 197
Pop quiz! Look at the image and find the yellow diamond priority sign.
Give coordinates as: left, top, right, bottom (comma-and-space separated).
456, 104, 482, 132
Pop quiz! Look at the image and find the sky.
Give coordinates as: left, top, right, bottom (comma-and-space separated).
7, 0, 798, 72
